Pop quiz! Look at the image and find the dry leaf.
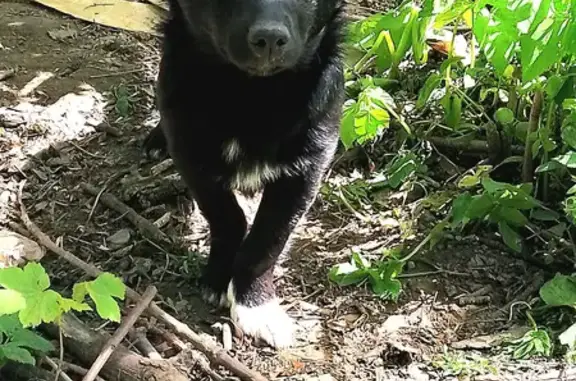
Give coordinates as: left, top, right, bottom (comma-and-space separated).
0, 230, 45, 268
33, 0, 166, 35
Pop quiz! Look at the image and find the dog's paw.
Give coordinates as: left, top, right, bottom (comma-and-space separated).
228, 283, 294, 349
142, 124, 168, 161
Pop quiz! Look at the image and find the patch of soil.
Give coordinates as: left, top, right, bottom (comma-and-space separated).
0, 2, 569, 381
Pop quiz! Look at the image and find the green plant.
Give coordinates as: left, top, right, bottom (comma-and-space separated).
0, 262, 126, 366
0, 314, 54, 366
329, 248, 404, 301
431, 347, 498, 378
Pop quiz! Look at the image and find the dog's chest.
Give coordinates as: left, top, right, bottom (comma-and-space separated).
221, 138, 305, 192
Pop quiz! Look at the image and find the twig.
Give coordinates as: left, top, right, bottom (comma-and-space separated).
150, 159, 174, 176
0, 69, 15, 81
18, 71, 54, 98
92, 122, 122, 137
55, 326, 66, 381
89, 68, 146, 79
82, 285, 158, 381
18, 71, 54, 97
129, 329, 163, 360
81, 182, 170, 243
49, 359, 105, 381
42, 357, 74, 381
18, 181, 269, 381
522, 89, 544, 183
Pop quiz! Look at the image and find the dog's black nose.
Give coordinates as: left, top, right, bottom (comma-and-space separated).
248, 22, 290, 59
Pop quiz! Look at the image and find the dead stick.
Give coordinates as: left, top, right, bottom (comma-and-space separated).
18, 182, 268, 381
18, 71, 54, 97
82, 285, 158, 381
52, 359, 105, 381
129, 330, 162, 360
42, 357, 74, 381
80, 182, 170, 243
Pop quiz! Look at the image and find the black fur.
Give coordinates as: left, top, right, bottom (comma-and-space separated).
144, 0, 346, 347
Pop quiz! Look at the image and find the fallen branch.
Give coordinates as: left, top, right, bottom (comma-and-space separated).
18, 182, 268, 381
129, 329, 163, 360
52, 359, 105, 381
43, 313, 189, 381
81, 182, 171, 243
426, 136, 524, 156
43, 357, 74, 381
83, 285, 158, 381
18, 71, 54, 98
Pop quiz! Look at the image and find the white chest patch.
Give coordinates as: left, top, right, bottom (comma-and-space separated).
222, 139, 306, 192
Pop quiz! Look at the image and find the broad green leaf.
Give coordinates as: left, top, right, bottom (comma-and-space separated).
0, 290, 26, 316
0, 263, 50, 295
540, 274, 576, 307
562, 123, 576, 149
73, 273, 126, 323
458, 175, 480, 188
10, 329, 54, 353
451, 192, 472, 227
0, 343, 35, 365
328, 262, 367, 286
495, 107, 515, 124
18, 290, 61, 327
546, 75, 565, 99
498, 221, 522, 252
493, 206, 528, 227
466, 194, 494, 219
416, 73, 442, 109
559, 322, 576, 349
530, 208, 560, 221
0, 315, 22, 336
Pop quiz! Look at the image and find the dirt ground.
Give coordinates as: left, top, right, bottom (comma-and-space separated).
0, 1, 573, 380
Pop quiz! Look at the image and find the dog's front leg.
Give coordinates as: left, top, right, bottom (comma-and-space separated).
227, 166, 326, 348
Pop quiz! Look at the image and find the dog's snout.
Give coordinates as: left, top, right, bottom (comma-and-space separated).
248, 22, 291, 59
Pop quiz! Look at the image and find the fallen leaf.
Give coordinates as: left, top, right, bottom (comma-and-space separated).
33, 0, 166, 35
0, 231, 45, 268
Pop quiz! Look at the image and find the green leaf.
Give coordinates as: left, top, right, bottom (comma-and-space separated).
0, 315, 23, 336
451, 192, 472, 227
559, 322, 576, 350
328, 263, 367, 286
494, 107, 515, 124
493, 206, 528, 227
458, 175, 480, 188
466, 194, 494, 219
416, 73, 442, 109
0, 290, 26, 316
546, 75, 565, 99
562, 123, 576, 150
10, 329, 54, 353
540, 274, 576, 307
0, 343, 35, 365
498, 221, 522, 252
530, 208, 560, 221
73, 273, 126, 322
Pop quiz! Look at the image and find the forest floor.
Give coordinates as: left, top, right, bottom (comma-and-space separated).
0, 1, 572, 380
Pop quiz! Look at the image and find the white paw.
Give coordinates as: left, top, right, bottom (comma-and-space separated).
201, 288, 230, 308
227, 282, 295, 349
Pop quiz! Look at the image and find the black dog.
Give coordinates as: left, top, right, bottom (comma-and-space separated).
144, 0, 345, 348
